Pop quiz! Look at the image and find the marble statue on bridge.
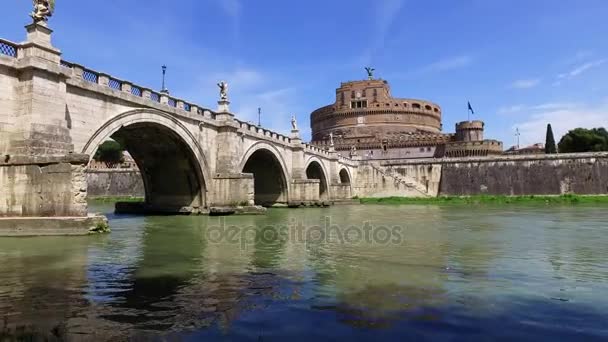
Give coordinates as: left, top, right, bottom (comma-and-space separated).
31, 0, 54, 23
217, 81, 228, 101
291, 115, 298, 131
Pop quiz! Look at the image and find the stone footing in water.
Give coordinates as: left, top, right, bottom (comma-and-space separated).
210, 206, 267, 216
288, 201, 332, 208
115, 202, 267, 216
0, 214, 109, 236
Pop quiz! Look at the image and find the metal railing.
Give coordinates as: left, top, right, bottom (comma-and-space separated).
57, 60, 216, 119
0, 39, 17, 58
108, 78, 121, 90
83, 69, 98, 83
150, 92, 160, 102
131, 85, 142, 97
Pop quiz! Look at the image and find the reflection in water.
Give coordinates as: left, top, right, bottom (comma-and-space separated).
0, 203, 607, 340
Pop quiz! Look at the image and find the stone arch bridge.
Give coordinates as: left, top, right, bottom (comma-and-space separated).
1, 23, 428, 223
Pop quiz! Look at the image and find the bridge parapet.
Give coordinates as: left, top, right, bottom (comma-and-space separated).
234, 119, 293, 146
304, 143, 330, 157
59, 60, 215, 119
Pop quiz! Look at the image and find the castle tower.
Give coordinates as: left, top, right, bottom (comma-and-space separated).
455, 121, 484, 142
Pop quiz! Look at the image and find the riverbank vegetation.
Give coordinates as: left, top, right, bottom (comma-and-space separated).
359, 194, 608, 205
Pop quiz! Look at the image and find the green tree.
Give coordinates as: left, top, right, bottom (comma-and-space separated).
545, 124, 557, 154
558, 128, 608, 153
93, 140, 125, 167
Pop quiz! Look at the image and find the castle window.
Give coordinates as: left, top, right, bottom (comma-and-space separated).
362, 89, 367, 97
403, 103, 408, 107
351, 100, 368, 109
340, 92, 345, 106
434, 107, 439, 113
351, 91, 355, 99
425, 105, 432, 110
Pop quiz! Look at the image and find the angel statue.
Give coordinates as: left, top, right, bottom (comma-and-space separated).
365, 66, 375, 80
217, 81, 228, 101
329, 132, 335, 146
31, 0, 54, 23
291, 115, 298, 131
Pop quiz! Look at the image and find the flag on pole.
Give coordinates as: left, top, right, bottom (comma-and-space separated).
467, 101, 475, 115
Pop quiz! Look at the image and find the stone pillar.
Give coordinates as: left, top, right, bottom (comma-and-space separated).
10, 22, 72, 156
0, 21, 106, 235
290, 129, 305, 179
210, 103, 258, 210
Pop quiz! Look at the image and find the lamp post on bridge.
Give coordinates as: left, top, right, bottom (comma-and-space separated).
258, 107, 261, 127
161, 65, 169, 94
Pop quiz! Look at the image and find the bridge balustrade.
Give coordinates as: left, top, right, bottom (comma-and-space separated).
0, 39, 17, 58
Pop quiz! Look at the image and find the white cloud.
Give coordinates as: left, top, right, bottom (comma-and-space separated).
358, 0, 406, 65
421, 55, 473, 73
557, 59, 607, 80
512, 102, 608, 146
511, 78, 541, 89
235, 87, 300, 134
217, 0, 241, 18
214, 0, 242, 40
498, 102, 579, 115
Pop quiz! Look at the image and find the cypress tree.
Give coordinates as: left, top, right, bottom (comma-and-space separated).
545, 124, 557, 154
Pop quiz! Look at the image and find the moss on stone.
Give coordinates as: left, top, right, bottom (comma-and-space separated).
89, 220, 111, 234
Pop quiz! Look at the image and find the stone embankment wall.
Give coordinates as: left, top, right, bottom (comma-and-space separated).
381, 153, 608, 196
86, 170, 144, 198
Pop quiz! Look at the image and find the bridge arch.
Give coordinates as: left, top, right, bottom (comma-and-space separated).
339, 167, 352, 184
83, 109, 210, 212
305, 157, 330, 201
240, 142, 290, 206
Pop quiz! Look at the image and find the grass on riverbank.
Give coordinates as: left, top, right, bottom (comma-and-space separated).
89, 196, 144, 203
359, 194, 608, 205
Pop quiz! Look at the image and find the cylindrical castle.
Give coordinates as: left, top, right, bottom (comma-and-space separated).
311, 79, 442, 141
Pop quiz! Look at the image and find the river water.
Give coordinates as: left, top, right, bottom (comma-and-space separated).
1, 202, 607, 341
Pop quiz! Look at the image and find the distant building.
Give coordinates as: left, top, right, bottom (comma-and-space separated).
310, 76, 503, 159
504, 143, 545, 155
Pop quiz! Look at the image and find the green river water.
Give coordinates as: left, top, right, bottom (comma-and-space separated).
1, 202, 607, 341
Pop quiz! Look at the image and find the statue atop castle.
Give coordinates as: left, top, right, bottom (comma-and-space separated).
365, 67, 375, 80
31, 0, 54, 24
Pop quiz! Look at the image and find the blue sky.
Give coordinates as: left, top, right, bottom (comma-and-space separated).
2, 0, 607, 147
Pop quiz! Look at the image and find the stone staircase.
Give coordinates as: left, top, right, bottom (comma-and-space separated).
369, 163, 430, 197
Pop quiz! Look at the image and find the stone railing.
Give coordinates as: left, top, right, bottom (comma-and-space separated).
234, 119, 293, 144
59, 60, 212, 118
0, 39, 18, 58
337, 154, 358, 166
304, 143, 330, 156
